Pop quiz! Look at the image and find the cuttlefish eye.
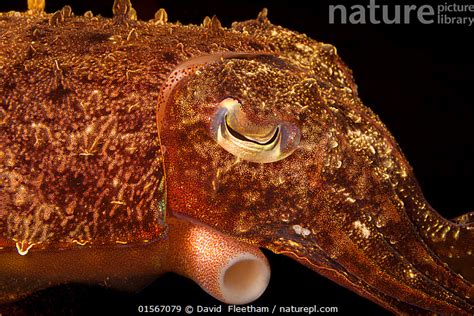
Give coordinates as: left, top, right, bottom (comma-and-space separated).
210, 98, 301, 163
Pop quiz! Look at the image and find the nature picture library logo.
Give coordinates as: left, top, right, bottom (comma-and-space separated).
329, 0, 474, 26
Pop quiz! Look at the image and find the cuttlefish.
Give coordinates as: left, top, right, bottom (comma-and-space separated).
0, 0, 473, 314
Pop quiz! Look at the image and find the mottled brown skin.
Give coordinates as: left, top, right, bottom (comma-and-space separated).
0, 6, 264, 249
0, 9, 169, 249
0, 2, 473, 315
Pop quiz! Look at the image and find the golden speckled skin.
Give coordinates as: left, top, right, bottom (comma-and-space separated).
0, 7, 267, 249
0, 10, 171, 248
0, 1, 473, 314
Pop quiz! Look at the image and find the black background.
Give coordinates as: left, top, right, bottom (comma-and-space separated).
1, 0, 473, 315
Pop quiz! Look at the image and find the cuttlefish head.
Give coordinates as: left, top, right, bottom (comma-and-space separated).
160, 52, 334, 234
157, 51, 354, 300
158, 51, 474, 314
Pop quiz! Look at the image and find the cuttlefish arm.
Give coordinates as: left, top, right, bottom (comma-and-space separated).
158, 19, 473, 314
415, 207, 474, 283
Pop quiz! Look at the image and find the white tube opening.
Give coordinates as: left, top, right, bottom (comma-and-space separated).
220, 253, 271, 305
